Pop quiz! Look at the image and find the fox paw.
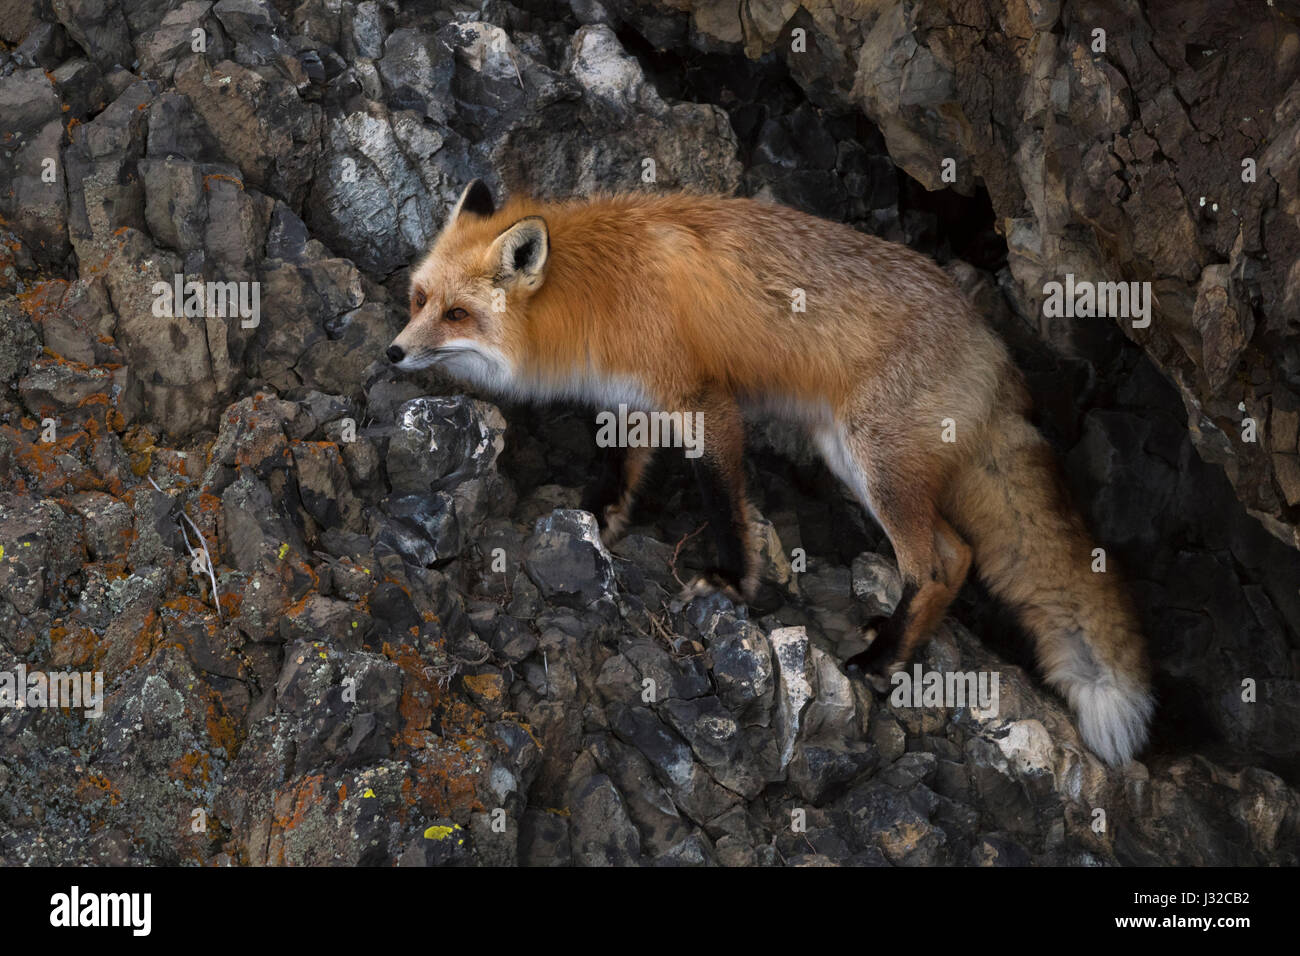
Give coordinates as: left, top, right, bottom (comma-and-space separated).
679, 569, 748, 605
598, 505, 629, 548
846, 618, 899, 692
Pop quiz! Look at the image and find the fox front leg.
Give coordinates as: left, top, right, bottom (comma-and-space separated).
683, 392, 759, 603
587, 443, 655, 548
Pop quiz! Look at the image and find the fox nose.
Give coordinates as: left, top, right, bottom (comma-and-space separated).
386, 345, 405, 364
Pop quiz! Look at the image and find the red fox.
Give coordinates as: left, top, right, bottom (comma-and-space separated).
387, 180, 1155, 766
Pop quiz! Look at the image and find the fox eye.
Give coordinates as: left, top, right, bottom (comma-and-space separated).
412, 290, 427, 309
445, 307, 469, 322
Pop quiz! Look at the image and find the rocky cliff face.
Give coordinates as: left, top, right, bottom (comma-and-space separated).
0, 0, 1296, 865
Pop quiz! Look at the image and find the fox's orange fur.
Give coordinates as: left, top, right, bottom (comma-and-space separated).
389, 181, 1154, 766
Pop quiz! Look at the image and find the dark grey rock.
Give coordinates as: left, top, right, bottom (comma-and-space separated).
50, 0, 132, 69
568, 773, 640, 866
523, 509, 615, 610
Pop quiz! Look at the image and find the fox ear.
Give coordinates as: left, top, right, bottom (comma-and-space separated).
451, 179, 495, 220
491, 216, 549, 288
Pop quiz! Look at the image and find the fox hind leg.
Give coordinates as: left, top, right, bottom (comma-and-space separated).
846, 510, 971, 679
816, 426, 971, 679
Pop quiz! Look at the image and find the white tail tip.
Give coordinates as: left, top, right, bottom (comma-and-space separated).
1069, 676, 1155, 766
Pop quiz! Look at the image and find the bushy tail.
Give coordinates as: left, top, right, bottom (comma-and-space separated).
943, 388, 1153, 766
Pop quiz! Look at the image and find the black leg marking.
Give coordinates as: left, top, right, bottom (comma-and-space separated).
583, 442, 626, 522
847, 579, 918, 675
691, 455, 746, 592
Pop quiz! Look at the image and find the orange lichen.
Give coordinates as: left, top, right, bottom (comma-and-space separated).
384, 641, 437, 745
6, 424, 103, 496
161, 594, 209, 615
400, 739, 489, 820
15, 279, 67, 321
121, 424, 158, 476
49, 622, 102, 670
270, 774, 325, 834
170, 751, 213, 788
125, 609, 163, 670
462, 672, 504, 702
202, 173, 245, 191
205, 697, 240, 759
217, 590, 243, 617
76, 773, 122, 808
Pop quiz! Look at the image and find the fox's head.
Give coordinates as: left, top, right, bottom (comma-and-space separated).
387, 179, 549, 392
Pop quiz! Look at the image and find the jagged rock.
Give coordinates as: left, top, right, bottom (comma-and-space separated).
139, 156, 273, 272
523, 510, 616, 610
135, 2, 228, 81
307, 99, 456, 275
608, 702, 739, 824
0, 495, 83, 615
172, 58, 322, 207
619, 638, 711, 702
17, 357, 120, 424
768, 625, 814, 770
386, 396, 507, 497
67, 491, 132, 563
661, 695, 763, 797
498, 22, 742, 197
0, 299, 42, 382
255, 254, 368, 395
220, 472, 304, 572
790, 739, 879, 805
377, 27, 454, 123
63, 80, 151, 260
50, 57, 108, 121
567, 771, 641, 866
841, 781, 950, 866
37, 276, 119, 367
344, 2, 388, 61
212, 0, 289, 66
704, 616, 774, 723
587, 733, 692, 856
291, 439, 364, 534
50, 0, 132, 69
798, 562, 856, 638
0, 69, 69, 267
378, 395, 510, 563
0, 0, 52, 45
851, 552, 902, 618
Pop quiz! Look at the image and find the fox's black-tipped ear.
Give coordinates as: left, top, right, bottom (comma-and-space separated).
491, 216, 549, 287
452, 179, 495, 220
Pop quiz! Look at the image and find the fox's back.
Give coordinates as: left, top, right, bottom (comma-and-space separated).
532, 192, 1009, 416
